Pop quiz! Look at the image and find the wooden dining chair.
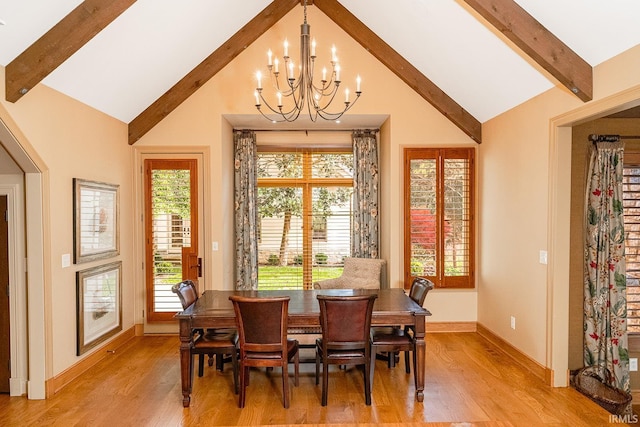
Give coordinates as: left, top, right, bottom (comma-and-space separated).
229, 295, 299, 409
315, 294, 377, 406
369, 277, 434, 387
171, 280, 238, 393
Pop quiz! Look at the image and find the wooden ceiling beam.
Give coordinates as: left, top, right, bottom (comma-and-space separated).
5, 0, 136, 103
313, 0, 482, 143
128, 0, 299, 145
461, 0, 592, 102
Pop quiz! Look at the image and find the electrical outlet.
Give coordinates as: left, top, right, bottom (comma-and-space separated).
510, 316, 516, 330
631, 358, 638, 372
539, 250, 548, 265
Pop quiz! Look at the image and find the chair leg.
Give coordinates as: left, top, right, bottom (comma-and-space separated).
293, 351, 299, 387
405, 350, 411, 374
321, 360, 329, 406
198, 354, 205, 377
238, 364, 249, 408
282, 362, 290, 409
315, 351, 320, 385
370, 345, 376, 389
364, 360, 372, 406
231, 349, 239, 395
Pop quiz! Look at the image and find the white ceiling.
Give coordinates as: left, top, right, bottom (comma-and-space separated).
1, 0, 640, 126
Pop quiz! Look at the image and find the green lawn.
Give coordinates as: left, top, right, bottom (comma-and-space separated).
258, 265, 343, 289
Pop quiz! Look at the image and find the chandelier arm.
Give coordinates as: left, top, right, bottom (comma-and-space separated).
315, 92, 361, 121
257, 100, 305, 123
314, 84, 341, 111
259, 87, 306, 120
257, 88, 300, 117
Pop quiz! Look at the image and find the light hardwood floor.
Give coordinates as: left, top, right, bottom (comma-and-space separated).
0, 332, 627, 426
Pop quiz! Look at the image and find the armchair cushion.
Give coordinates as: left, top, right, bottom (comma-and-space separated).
313, 257, 386, 289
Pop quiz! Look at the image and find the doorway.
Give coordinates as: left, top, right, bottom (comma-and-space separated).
0, 195, 9, 393
0, 117, 44, 398
143, 158, 203, 322
548, 87, 640, 387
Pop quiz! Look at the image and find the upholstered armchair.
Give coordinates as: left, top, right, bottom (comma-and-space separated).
313, 257, 386, 289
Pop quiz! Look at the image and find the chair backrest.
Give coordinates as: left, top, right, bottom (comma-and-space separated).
342, 257, 385, 283
229, 295, 290, 355
313, 257, 387, 289
317, 294, 377, 350
171, 280, 199, 310
409, 277, 435, 307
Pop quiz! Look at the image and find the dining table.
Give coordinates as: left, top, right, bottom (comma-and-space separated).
175, 288, 431, 407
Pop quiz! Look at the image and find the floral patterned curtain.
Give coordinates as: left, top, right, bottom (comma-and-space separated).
234, 130, 259, 290
352, 130, 379, 258
584, 140, 629, 393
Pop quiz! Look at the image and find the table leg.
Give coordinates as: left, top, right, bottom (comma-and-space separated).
179, 319, 193, 407
414, 314, 426, 402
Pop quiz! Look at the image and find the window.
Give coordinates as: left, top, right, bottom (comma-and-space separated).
404, 148, 475, 288
257, 148, 353, 289
624, 153, 640, 334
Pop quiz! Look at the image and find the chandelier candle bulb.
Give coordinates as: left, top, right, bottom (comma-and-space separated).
322, 67, 327, 82
284, 39, 289, 58
274, 58, 279, 74
311, 38, 316, 57
356, 75, 361, 92
255, 91, 260, 106
277, 92, 282, 107
331, 45, 337, 63
256, 71, 262, 89
335, 65, 340, 82
267, 49, 272, 66
288, 62, 294, 80
345, 88, 349, 103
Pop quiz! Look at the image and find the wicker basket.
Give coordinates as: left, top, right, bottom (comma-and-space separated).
571, 366, 632, 415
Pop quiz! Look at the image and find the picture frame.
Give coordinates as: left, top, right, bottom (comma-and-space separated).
73, 178, 119, 263
76, 261, 122, 355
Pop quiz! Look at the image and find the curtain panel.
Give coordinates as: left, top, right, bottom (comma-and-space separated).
584, 140, 629, 393
352, 130, 380, 258
234, 130, 259, 290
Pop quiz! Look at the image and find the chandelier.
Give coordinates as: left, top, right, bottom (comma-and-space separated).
253, 0, 361, 122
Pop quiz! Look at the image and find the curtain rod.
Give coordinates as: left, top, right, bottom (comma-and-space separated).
234, 128, 379, 133
589, 134, 640, 142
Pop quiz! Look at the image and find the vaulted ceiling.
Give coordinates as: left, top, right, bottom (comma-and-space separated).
2, 0, 640, 144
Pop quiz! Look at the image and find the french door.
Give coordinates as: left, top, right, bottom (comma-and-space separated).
144, 159, 200, 322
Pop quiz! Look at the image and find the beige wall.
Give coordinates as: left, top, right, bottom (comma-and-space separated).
0, 68, 133, 377
1, 5, 640, 389
479, 88, 580, 366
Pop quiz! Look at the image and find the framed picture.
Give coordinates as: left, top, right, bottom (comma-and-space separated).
76, 261, 122, 355
73, 178, 119, 263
